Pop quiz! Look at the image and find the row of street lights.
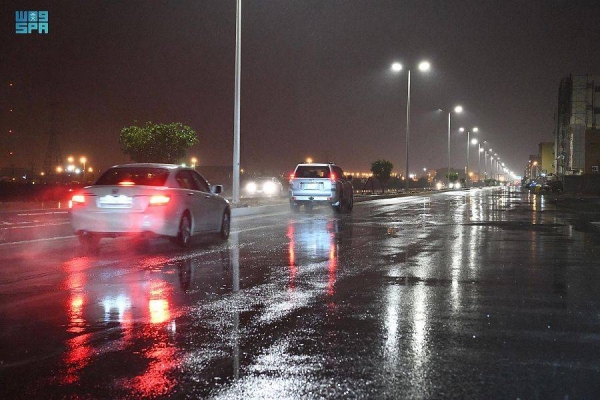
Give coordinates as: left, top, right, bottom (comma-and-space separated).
390, 60, 515, 187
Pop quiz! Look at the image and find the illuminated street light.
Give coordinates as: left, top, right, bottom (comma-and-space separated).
191, 157, 198, 169
445, 105, 463, 187
460, 127, 478, 187
306, 157, 313, 163
391, 60, 432, 191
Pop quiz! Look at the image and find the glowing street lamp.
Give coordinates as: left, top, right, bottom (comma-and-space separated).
460, 127, 478, 187
191, 157, 198, 169
391, 60, 432, 191
442, 105, 463, 187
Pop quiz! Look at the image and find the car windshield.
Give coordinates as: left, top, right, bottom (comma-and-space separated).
95, 167, 169, 186
295, 166, 331, 178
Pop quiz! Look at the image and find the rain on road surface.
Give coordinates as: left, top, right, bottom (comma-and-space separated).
1, 188, 600, 399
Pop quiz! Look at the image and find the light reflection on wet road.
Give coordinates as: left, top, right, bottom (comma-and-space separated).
1, 187, 600, 398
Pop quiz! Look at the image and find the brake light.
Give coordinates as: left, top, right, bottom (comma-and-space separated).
330, 173, 336, 182
70, 194, 85, 208
119, 180, 135, 186
149, 194, 170, 206
289, 173, 295, 180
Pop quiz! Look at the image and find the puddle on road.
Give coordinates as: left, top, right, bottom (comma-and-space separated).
462, 221, 565, 231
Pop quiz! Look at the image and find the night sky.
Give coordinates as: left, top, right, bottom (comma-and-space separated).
2, 0, 600, 177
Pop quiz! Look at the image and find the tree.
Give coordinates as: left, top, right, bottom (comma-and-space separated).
447, 172, 459, 185
119, 122, 198, 163
371, 159, 393, 194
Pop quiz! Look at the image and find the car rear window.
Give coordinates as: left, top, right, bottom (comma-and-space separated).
295, 166, 331, 178
95, 167, 169, 186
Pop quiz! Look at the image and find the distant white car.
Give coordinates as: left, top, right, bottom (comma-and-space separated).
242, 176, 285, 198
69, 163, 230, 252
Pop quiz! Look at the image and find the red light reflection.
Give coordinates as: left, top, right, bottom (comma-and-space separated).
287, 224, 297, 290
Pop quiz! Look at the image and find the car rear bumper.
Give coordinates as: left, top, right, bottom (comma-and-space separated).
289, 194, 340, 205
70, 208, 179, 237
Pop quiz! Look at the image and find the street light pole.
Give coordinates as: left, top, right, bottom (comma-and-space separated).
447, 111, 451, 187
478, 144, 482, 184
232, 0, 242, 204
464, 127, 478, 187
447, 105, 462, 188
406, 69, 411, 191
391, 61, 430, 192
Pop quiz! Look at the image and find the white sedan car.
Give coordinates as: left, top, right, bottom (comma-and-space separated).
70, 163, 230, 252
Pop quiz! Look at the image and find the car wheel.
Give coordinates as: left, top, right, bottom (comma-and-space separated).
177, 212, 192, 248
219, 210, 231, 240
79, 232, 100, 254
334, 195, 344, 213
345, 194, 354, 212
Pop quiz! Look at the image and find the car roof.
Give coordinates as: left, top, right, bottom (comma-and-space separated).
295, 163, 335, 167
108, 163, 187, 170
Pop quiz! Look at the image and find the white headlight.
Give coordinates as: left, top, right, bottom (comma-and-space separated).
263, 181, 277, 195
245, 182, 257, 193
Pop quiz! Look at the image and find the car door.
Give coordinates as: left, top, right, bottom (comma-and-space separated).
175, 170, 208, 233
190, 171, 223, 231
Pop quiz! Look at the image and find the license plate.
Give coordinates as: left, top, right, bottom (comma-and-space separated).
98, 195, 133, 208
303, 183, 320, 190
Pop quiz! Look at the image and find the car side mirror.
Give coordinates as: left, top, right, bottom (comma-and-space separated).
211, 185, 223, 194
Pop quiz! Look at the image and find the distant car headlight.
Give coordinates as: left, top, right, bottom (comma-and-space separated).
436, 182, 443, 190
245, 182, 257, 194
455, 183, 461, 189
262, 181, 277, 195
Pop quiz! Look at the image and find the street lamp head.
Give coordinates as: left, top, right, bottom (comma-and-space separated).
418, 61, 431, 72
454, 105, 463, 113
391, 62, 403, 72
473, 127, 479, 132
471, 138, 478, 145
459, 127, 465, 132
479, 148, 484, 152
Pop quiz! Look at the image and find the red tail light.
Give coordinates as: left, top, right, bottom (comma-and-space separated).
70, 194, 85, 208
119, 180, 135, 186
330, 173, 336, 182
289, 173, 295, 181
149, 194, 170, 206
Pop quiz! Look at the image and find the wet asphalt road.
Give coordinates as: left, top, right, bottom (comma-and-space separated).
1, 187, 600, 399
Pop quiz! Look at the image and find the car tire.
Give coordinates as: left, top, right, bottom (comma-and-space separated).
345, 193, 354, 213
334, 194, 344, 213
290, 203, 301, 213
79, 232, 100, 254
219, 210, 231, 240
176, 212, 192, 248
